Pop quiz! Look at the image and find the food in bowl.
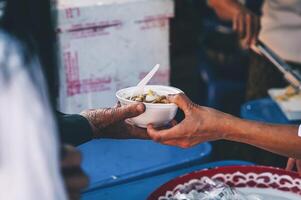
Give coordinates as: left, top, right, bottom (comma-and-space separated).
116, 85, 183, 128
127, 89, 170, 104
275, 86, 300, 101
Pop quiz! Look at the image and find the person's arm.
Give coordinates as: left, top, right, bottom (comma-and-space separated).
58, 102, 150, 146
208, 0, 242, 21
79, 102, 149, 140
57, 112, 93, 146
147, 94, 301, 159
222, 116, 301, 159
208, 0, 261, 48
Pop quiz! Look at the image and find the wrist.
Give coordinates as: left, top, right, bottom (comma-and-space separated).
214, 111, 241, 140
196, 107, 237, 141
80, 109, 101, 138
222, 115, 246, 141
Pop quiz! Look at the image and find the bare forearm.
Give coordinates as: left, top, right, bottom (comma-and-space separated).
146, 94, 301, 159
223, 117, 301, 159
208, 0, 243, 21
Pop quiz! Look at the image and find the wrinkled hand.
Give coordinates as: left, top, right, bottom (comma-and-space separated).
61, 145, 89, 200
233, 8, 260, 49
80, 103, 150, 139
286, 158, 301, 176
147, 94, 227, 148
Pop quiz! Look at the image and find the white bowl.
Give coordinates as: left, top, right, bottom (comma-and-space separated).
116, 85, 183, 128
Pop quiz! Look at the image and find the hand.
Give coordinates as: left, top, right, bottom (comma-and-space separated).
233, 8, 260, 49
147, 94, 229, 148
80, 103, 150, 140
286, 158, 301, 176
61, 145, 89, 200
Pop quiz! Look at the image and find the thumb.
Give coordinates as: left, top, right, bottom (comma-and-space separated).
168, 93, 193, 114
112, 103, 145, 122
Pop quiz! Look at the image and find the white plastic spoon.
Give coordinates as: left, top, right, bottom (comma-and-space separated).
131, 64, 160, 98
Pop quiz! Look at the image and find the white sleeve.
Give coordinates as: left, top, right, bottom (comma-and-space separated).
0, 35, 67, 200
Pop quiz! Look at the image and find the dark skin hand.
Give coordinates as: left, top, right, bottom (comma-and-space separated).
208, 0, 260, 49
80, 102, 150, 140
63, 103, 149, 199
61, 145, 89, 200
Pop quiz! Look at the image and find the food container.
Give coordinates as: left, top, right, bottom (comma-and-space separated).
268, 88, 301, 121
148, 165, 301, 200
55, 0, 174, 113
116, 85, 182, 128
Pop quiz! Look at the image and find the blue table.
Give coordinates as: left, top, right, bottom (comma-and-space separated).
78, 139, 211, 191
81, 160, 253, 200
241, 98, 301, 124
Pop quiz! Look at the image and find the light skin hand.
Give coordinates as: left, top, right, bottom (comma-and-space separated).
208, 0, 260, 48
286, 158, 301, 176
147, 94, 226, 148
80, 102, 150, 140
233, 8, 260, 49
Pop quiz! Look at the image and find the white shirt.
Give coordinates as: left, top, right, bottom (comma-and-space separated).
259, 0, 301, 63
0, 31, 67, 200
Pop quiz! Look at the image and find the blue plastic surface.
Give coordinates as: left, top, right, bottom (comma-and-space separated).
78, 139, 211, 191
81, 160, 254, 200
241, 98, 301, 124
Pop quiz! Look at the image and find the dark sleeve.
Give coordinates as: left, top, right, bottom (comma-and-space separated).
56, 112, 93, 146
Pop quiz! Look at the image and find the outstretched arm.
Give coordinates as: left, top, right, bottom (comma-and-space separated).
223, 115, 300, 159
147, 94, 301, 159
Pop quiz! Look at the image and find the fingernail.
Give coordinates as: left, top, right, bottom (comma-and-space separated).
136, 103, 144, 112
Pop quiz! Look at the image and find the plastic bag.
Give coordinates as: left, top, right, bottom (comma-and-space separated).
168, 178, 262, 200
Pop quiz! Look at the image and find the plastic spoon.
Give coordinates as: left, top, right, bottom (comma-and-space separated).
131, 64, 160, 98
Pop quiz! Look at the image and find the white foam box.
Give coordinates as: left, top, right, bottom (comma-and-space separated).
54, 0, 174, 113
268, 88, 301, 121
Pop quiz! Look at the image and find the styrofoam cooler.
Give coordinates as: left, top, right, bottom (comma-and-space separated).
54, 0, 174, 113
